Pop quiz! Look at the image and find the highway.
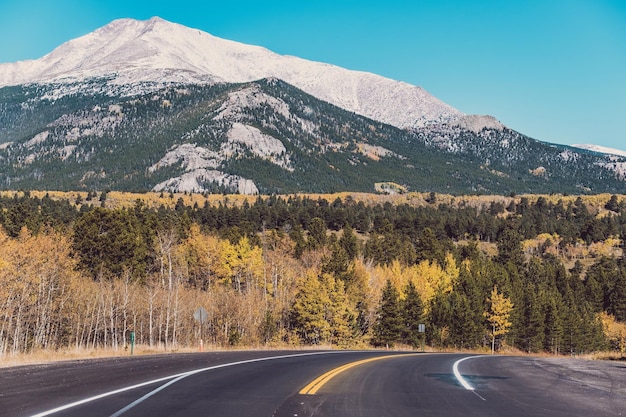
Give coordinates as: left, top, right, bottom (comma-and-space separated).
1, 350, 624, 417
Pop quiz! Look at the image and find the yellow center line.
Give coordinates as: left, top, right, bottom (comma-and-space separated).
299, 354, 417, 395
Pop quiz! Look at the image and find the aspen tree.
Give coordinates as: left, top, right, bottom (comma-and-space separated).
485, 285, 513, 353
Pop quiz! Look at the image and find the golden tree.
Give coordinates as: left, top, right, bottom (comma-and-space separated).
485, 285, 514, 354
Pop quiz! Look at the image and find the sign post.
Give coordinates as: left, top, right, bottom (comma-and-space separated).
193, 307, 208, 352
418, 323, 425, 352
130, 331, 135, 355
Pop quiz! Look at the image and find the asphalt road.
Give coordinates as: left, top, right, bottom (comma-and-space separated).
1, 350, 624, 417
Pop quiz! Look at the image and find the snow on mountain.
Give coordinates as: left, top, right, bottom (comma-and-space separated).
571, 144, 626, 157
571, 144, 626, 179
0, 17, 463, 130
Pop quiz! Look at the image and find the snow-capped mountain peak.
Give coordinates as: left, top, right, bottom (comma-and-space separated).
0, 17, 463, 129
571, 144, 626, 157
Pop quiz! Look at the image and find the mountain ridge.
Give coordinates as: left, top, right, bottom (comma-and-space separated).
571, 144, 626, 158
0, 17, 463, 131
1, 77, 624, 195
0, 18, 624, 195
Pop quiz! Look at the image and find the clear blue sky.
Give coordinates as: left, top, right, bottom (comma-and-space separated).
1, 0, 625, 151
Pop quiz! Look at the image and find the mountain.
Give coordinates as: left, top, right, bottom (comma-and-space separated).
571, 144, 626, 158
0, 17, 625, 195
0, 17, 462, 130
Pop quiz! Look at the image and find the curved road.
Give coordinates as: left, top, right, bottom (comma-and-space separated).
1, 350, 624, 416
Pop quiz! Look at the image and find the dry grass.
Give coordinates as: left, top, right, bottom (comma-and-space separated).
588, 351, 626, 361
4, 190, 623, 212
0, 344, 211, 368
0, 343, 347, 368
2, 344, 623, 368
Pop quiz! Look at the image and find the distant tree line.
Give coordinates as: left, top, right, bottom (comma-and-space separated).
0, 192, 625, 355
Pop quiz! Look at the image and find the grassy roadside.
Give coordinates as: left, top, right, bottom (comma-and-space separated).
0, 343, 340, 368
2, 344, 623, 369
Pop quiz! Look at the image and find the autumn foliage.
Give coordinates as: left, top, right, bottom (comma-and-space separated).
0, 191, 625, 357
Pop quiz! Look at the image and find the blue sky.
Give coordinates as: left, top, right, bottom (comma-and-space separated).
1, 0, 625, 151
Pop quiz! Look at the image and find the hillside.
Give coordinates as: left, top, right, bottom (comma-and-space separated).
1, 79, 625, 195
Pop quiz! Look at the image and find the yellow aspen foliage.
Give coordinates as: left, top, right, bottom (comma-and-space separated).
261, 232, 302, 304
369, 259, 406, 304
213, 239, 236, 283
178, 224, 225, 287
386, 259, 405, 292
600, 312, 626, 353
485, 285, 514, 353
218, 236, 264, 293
442, 253, 460, 292
369, 253, 458, 315
589, 238, 621, 258
0, 229, 9, 271
412, 258, 453, 309
0, 228, 80, 353
320, 273, 356, 347
290, 270, 332, 344
345, 258, 371, 305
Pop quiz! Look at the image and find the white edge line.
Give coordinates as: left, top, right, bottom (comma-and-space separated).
29, 372, 190, 417
29, 351, 346, 417
453, 356, 480, 391
108, 373, 191, 417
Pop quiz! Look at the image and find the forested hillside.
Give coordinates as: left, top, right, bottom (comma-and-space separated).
1, 191, 625, 356
2, 79, 626, 195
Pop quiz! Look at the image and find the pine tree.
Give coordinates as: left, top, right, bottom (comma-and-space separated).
307, 217, 327, 249
339, 223, 359, 260
428, 290, 452, 348
496, 226, 525, 268
520, 288, 545, 353
609, 270, 626, 322
289, 224, 306, 259
372, 279, 403, 348
402, 281, 424, 348
605, 195, 620, 213
259, 310, 278, 344
72, 207, 148, 280
414, 227, 445, 266
543, 296, 564, 354
453, 264, 489, 349
321, 241, 350, 279
449, 292, 479, 349
561, 304, 582, 355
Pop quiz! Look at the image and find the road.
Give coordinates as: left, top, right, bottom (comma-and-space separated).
1, 350, 624, 417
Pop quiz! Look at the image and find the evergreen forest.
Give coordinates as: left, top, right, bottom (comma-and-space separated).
1, 191, 625, 357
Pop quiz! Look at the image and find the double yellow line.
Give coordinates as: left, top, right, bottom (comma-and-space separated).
299, 354, 416, 395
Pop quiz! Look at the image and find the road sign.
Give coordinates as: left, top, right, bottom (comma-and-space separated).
418, 323, 425, 333
194, 307, 208, 352
194, 307, 208, 324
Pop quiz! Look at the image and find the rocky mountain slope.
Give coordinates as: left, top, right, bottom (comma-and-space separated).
1, 78, 624, 194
